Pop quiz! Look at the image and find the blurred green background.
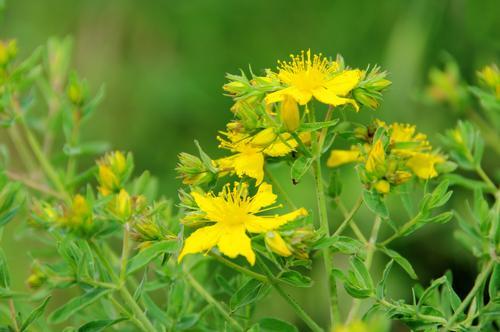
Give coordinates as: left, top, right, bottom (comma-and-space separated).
1, 0, 499, 329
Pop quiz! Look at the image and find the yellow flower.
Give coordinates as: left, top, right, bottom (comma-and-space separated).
365, 139, 385, 174
178, 182, 308, 265
265, 231, 292, 257
327, 148, 361, 168
265, 50, 361, 110
114, 189, 132, 221
477, 64, 500, 98
97, 151, 129, 196
389, 123, 430, 155
406, 153, 445, 179
217, 129, 298, 184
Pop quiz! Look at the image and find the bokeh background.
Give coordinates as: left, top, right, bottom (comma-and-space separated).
1, 0, 499, 329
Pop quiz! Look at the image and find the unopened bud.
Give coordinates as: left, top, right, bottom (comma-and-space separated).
280, 96, 300, 132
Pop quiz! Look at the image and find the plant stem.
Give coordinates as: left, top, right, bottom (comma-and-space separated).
310, 105, 340, 327
446, 260, 495, 329
7, 124, 37, 173
258, 260, 323, 332
90, 241, 156, 332
346, 216, 382, 323
333, 196, 363, 236
185, 271, 244, 331
5, 170, 65, 199
335, 197, 367, 243
8, 299, 19, 332
209, 253, 267, 283
18, 118, 70, 202
378, 299, 448, 325
265, 166, 297, 209
380, 212, 422, 246
109, 294, 146, 330
475, 165, 497, 191
120, 223, 131, 282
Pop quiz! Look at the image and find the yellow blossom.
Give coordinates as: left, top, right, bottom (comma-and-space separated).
114, 189, 132, 221
332, 320, 368, 332
265, 231, 292, 257
265, 50, 361, 110
97, 151, 129, 196
327, 148, 361, 168
406, 153, 445, 179
217, 130, 298, 184
365, 139, 385, 174
178, 182, 308, 265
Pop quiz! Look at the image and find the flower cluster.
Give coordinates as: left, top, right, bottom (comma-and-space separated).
176, 50, 390, 264
328, 119, 446, 194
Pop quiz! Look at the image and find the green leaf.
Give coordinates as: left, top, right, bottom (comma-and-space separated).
63, 141, 110, 157
279, 270, 312, 288
49, 288, 112, 324
20, 296, 51, 331
175, 314, 200, 330
230, 279, 269, 311
77, 318, 127, 332
363, 190, 389, 218
299, 119, 339, 132
0, 207, 19, 228
0, 248, 10, 288
248, 317, 298, 332
417, 276, 447, 310
351, 256, 374, 289
313, 235, 365, 257
290, 155, 313, 184
194, 140, 217, 173
327, 170, 342, 198
376, 260, 393, 299
126, 240, 178, 274
379, 247, 418, 280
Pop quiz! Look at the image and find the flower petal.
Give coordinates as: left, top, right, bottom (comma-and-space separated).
324, 69, 361, 95
178, 224, 223, 262
216, 224, 256, 265
191, 192, 225, 222
245, 208, 308, 233
313, 88, 359, 110
248, 182, 277, 213
233, 151, 265, 184
327, 149, 360, 168
265, 87, 312, 105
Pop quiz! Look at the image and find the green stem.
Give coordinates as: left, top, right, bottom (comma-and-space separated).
18, 117, 70, 202
90, 241, 156, 332
310, 104, 340, 327
7, 124, 37, 173
446, 260, 495, 329
333, 196, 363, 237
8, 299, 19, 332
265, 166, 297, 209
380, 212, 422, 246
475, 165, 497, 191
5, 170, 65, 199
185, 271, 244, 331
120, 223, 131, 282
379, 299, 447, 325
209, 253, 267, 283
346, 216, 382, 323
109, 295, 146, 331
258, 260, 323, 332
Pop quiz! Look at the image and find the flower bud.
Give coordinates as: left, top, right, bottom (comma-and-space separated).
176, 152, 215, 186
250, 128, 277, 147
327, 149, 360, 168
373, 180, 390, 194
365, 140, 386, 176
114, 189, 132, 221
280, 96, 300, 132
265, 231, 292, 257
223, 80, 247, 94
97, 151, 131, 196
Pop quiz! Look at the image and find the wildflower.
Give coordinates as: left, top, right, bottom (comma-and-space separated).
365, 139, 385, 175
327, 148, 360, 168
217, 129, 298, 184
265, 50, 361, 110
265, 231, 292, 257
280, 95, 300, 132
112, 189, 132, 221
97, 151, 131, 196
406, 152, 445, 179
477, 64, 500, 98
178, 182, 308, 265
